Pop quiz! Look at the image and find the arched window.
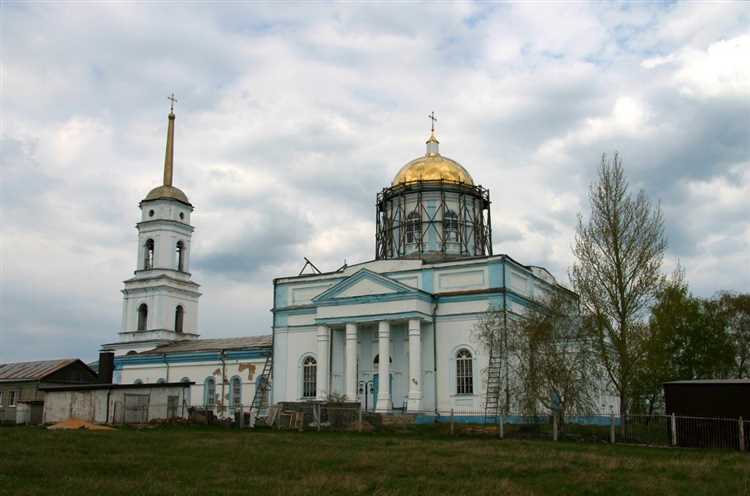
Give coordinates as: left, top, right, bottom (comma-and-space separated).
137, 304, 148, 331
406, 211, 421, 244
204, 377, 216, 407
134, 379, 143, 385
176, 241, 185, 271
373, 354, 392, 365
144, 239, 155, 270
175, 306, 184, 333
456, 349, 474, 395
302, 356, 317, 398
230, 376, 242, 409
444, 210, 458, 242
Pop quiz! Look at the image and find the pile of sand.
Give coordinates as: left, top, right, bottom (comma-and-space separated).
47, 418, 115, 431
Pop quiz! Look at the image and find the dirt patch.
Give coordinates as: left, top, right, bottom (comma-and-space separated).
47, 418, 115, 431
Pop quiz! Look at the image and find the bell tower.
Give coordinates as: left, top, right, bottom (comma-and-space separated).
106, 97, 201, 356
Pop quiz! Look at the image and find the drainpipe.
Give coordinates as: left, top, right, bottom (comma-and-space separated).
432, 300, 439, 415
220, 350, 227, 414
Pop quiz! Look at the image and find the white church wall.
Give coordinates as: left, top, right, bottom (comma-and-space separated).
118, 357, 266, 410
435, 316, 485, 412
279, 326, 317, 401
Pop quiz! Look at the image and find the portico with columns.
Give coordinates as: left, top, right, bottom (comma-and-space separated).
305, 270, 433, 413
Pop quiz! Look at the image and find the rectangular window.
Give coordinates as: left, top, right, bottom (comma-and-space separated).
9, 391, 16, 406
0, 391, 3, 405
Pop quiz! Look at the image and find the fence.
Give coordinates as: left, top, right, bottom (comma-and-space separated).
52, 400, 750, 452
432, 408, 749, 451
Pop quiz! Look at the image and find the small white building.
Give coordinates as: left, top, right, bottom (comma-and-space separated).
41, 382, 192, 424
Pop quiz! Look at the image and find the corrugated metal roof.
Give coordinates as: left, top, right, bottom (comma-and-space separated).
0, 359, 78, 382
138, 335, 272, 355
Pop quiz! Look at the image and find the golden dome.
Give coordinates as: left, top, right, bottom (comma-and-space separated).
144, 185, 191, 205
391, 133, 474, 186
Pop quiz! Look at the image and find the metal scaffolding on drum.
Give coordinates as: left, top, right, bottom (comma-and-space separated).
375, 179, 492, 261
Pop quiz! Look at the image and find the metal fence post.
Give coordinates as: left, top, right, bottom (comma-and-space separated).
316, 404, 321, 432
671, 413, 677, 446
358, 406, 363, 433
500, 415, 504, 439
610, 414, 615, 444
553, 414, 559, 442
450, 408, 455, 435
739, 417, 745, 452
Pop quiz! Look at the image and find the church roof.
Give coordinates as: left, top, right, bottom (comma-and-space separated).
143, 184, 191, 205
391, 131, 474, 186
0, 358, 81, 382
137, 335, 272, 355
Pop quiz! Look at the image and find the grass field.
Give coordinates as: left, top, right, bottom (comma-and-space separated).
1, 425, 748, 496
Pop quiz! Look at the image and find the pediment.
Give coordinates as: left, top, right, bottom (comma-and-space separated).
312, 269, 419, 302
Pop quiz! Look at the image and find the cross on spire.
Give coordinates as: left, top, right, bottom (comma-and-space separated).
168, 93, 178, 113
428, 111, 437, 133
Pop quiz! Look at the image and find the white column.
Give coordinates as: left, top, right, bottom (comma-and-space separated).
407, 319, 422, 412
345, 323, 358, 401
316, 325, 330, 400
376, 321, 391, 413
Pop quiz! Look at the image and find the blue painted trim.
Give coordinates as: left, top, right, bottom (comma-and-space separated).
114, 348, 271, 367
276, 313, 288, 327
421, 269, 434, 293
280, 307, 317, 315
315, 310, 432, 326
489, 260, 503, 288
275, 284, 288, 308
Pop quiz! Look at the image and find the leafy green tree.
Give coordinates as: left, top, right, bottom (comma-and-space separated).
634, 271, 735, 413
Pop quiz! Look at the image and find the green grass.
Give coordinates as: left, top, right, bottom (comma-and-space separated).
0, 425, 748, 496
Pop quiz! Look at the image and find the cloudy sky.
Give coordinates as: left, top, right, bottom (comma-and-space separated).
1, 2, 749, 363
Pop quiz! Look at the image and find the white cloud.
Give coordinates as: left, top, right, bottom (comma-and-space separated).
1, 2, 749, 363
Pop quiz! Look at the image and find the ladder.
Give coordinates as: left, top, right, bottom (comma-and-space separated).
484, 346, 503, 425
250, 353, 273, 422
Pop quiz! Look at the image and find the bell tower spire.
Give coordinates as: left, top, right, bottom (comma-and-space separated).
104, 95, 201, 356
163, 93, 177, 187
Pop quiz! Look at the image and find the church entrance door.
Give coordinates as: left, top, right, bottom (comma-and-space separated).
372, 373, 393, 412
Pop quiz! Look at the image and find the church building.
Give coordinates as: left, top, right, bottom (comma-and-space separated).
271, 123, 575, 415
101, 100, 271, 415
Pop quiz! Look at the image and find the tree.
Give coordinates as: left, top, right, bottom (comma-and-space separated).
571, 153, 667, 415
717, 292, 750, 378
507, 290, 599, 418
634, 270, 735, 413
474, 290, 598, 418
